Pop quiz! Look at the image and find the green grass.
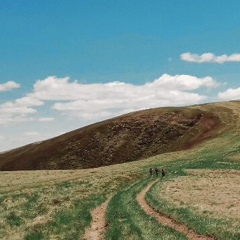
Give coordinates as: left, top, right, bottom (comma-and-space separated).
0, 179, 109, 239
106, 179, 187, 240
145, 138, 240, 240
25, 231, 45, 240
6, 211, 24, 227
50, 195, 106, 239
21, 194, 107, 240
147, 180, 240, 240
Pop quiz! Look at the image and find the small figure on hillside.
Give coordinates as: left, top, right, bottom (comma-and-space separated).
155, 168, 159, 177
149, 168, 154, 177
161, 168, 166, 178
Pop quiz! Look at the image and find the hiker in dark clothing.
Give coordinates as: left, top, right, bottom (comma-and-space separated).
155, 168, 159, 177
161, 168, 165, 178
149, 168, 154, 177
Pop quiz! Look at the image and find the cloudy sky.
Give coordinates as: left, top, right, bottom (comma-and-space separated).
1, 0, 240, 152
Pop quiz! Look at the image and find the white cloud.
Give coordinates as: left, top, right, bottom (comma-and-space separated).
181, 52, 240, 64
31, 76, 137, 102
2, 97, 44, 109
31, 76, 88, 101
38, 117, 54, 122
0, 74, 219, 126
0, 96, 44, 125
0, 106, 36, 115
0, 101, 38, 126
25, 131, 39, 136
51, 74, 218, 121
39, 74, 216, 103
0, 81, 20, 92
0, 116, 34, 125
0, 94, 44, 125
218, 88, 240, 100
146, 74, 218, 91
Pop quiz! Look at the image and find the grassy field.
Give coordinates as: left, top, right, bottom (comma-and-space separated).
146, 145, 240, 240
1, 101, 240, 239
0, 165, 141, 239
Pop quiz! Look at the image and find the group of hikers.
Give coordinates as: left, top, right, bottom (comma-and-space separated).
149, 167, 165, 178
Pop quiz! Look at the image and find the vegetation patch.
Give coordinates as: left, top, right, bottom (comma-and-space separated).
106, 179, 187, 240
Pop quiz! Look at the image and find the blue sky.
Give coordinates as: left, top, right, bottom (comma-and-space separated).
1, 0, 240, 151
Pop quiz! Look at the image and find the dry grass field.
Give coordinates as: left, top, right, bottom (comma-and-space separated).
1, 101, 240, 239
161, 169, 240, 220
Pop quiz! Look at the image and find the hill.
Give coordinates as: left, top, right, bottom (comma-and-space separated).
0, 105, 222, 171
1, 101, 240, 240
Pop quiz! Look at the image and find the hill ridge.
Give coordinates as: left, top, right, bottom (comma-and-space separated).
0, 105, 223, 171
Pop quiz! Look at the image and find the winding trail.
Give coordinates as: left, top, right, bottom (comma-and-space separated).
137, 180, 216, 240
83, 197, 111, 240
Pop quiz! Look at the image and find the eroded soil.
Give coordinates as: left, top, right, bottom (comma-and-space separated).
83, 197, 111, 240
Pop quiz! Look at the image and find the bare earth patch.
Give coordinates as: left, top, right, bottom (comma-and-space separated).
83, 197, 111, 240
161, 170, 240, 220
31, 215, 53, 228
137, 180, 214, 240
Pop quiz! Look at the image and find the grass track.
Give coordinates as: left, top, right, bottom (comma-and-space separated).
146, 135, 240, 240
106, 179, 187, 240
147, 178, 240, 240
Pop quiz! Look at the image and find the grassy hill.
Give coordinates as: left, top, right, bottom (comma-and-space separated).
0, 101, 240, 240
0, 106, 222, 170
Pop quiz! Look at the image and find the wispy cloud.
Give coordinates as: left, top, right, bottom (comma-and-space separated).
0, 81, 20, 92
38, 117, 54, 122
0, 96, 43, 125
181, 52, 240, 64
2, 96, 44, 108
0, 116, 34, 125
25, 131, 39, 136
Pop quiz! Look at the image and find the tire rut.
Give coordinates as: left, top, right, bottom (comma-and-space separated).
83, 197, 111, 240
137, 180, 216, 240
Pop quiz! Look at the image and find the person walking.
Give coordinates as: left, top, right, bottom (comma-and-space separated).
161, 168, 166, 178
149, 168, 154, 177
155, 168, 159, 177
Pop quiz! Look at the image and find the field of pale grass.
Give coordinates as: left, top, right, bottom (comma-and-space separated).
161, 169, 240, 221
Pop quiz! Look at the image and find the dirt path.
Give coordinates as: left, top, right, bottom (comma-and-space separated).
137, 180, 216, 240
83, 197, 111, 240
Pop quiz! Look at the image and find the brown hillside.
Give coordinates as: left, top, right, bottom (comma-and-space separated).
0, 107, 222, 171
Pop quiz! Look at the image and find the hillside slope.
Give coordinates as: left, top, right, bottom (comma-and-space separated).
0, 106, 223, 171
